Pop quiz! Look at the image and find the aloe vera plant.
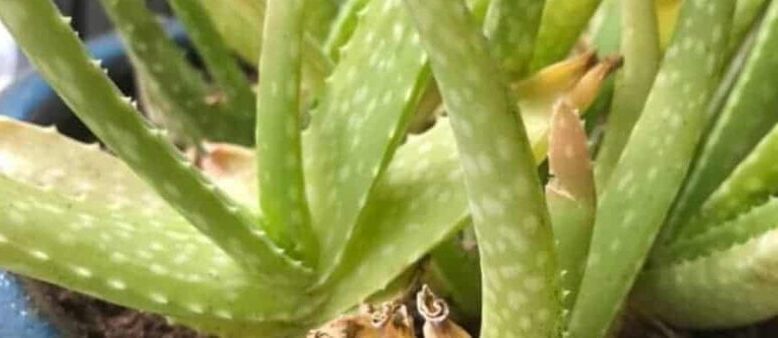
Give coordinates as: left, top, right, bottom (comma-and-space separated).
4, 0, 778, 337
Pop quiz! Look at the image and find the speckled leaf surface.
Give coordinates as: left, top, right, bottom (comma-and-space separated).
567, 1, 733, 337
546, 101, 595, 315
317, 120, 470, 320
0, 0, 309, 284
667, 1, 778, 239
654, 198, 778, 265
594, 0, 660, 188
529, 0, 601, 71
323, 0, 371, 62
99, 0, 253, 145
484, 0, 545, 79
405, 0, 561, 336
303, 0, 428, 276
634, 228, 778, 329
256, 0, 317, 263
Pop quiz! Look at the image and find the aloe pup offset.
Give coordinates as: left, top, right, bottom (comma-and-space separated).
4, 0, 778, 337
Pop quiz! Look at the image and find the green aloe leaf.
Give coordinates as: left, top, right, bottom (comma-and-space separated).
483, 0, 545, 79
316, 120, 470, 320
0, 119, 321, 334
634, 226, 778, 329
405, 0, 562, 337
99, 0, 252, 145
665, 1, 778, 240
0, 0, 309, 284
303, 0, 428, 277
168, 0, 255, 120
529, 0, 602, 71
256, 0, 317, 264
567, 1, 734, 337
653, 197, 778, 265
728, 0, 770, 60
546, 101, 595, 316
199, 0, 332, 98
427, 222, 482, 321
323, 0, 371, 62
594, 0, 660, 189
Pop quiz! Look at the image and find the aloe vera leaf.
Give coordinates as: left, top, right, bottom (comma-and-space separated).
323, 0, 371, 62
405, 1, 561, 336
664, 2, 778, 239
686, 125, 778, 235
304, 0, 339, 43
594, 0, 660, 189
0, 0, 309, 283
529, 0, 602, 71
314, 120, 470, 319
256, 0, 317, 263
567, 1, 734, 336
199, 0, 332, 98
653, 197, 778, 265
168, 0, 255, 120
0, 178, 322, 325
483, 0, 545, 79
728, 0, 770, 60
303, 0, 428, 276
546, 101, 595, 315
99, 0, 254, 145
427, 222, 482, 321
199, 143, 259, 211
633, 228, 778, 328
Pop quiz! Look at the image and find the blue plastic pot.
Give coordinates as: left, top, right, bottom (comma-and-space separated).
0, 22, 186, 338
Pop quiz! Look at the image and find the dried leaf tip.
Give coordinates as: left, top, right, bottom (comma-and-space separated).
417, 285, 471, 338
547, 100, 595, 206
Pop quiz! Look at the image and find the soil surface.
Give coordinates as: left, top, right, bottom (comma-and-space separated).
20, 277, 211, 338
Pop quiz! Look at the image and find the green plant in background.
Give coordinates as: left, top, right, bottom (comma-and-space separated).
2, 0, 778, 337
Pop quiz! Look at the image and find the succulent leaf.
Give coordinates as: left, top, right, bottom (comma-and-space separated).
404, 1, 562, 336
483, 0, 545, 79
256, 0, 317, 263
0, 1, 309, 284
728, 0, 770, 60
529, 0, 602, 71
427, 222, 482, 321
303, 0, 428, 277
323, 0, 371, 62
664, 1, 778, 240
99, 0, 252, 145
567, 1, 734, 337
317, 121, 470, 320
168, 0, 255, 121
546, 101, 596, 316
0, 122, 323, 333
654, 197, 778, 265
594, 0, 660, 189
634, 228, 778, 328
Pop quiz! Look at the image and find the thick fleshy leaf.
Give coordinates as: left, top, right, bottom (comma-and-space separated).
256, 0, 317, 263
405, 1, 562, 337
0, 121, 322, 332
634, 227, 778, 328
323, 0, 371, 62
546, 101, 595, 315
317, 121, 469, 320
0, 0, 309, 283
303, 0, 428, 277
594, 0, 660, 188
99, 0, 252, 145
653, 198, 778, 265
529, 0, 602, 71
483, 0, 545, 79
567, 1, 734, 337
664, 1, 778, 239
168, 0, 255, 120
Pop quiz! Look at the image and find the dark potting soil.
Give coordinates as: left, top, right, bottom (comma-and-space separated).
20, 277, 212, 338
